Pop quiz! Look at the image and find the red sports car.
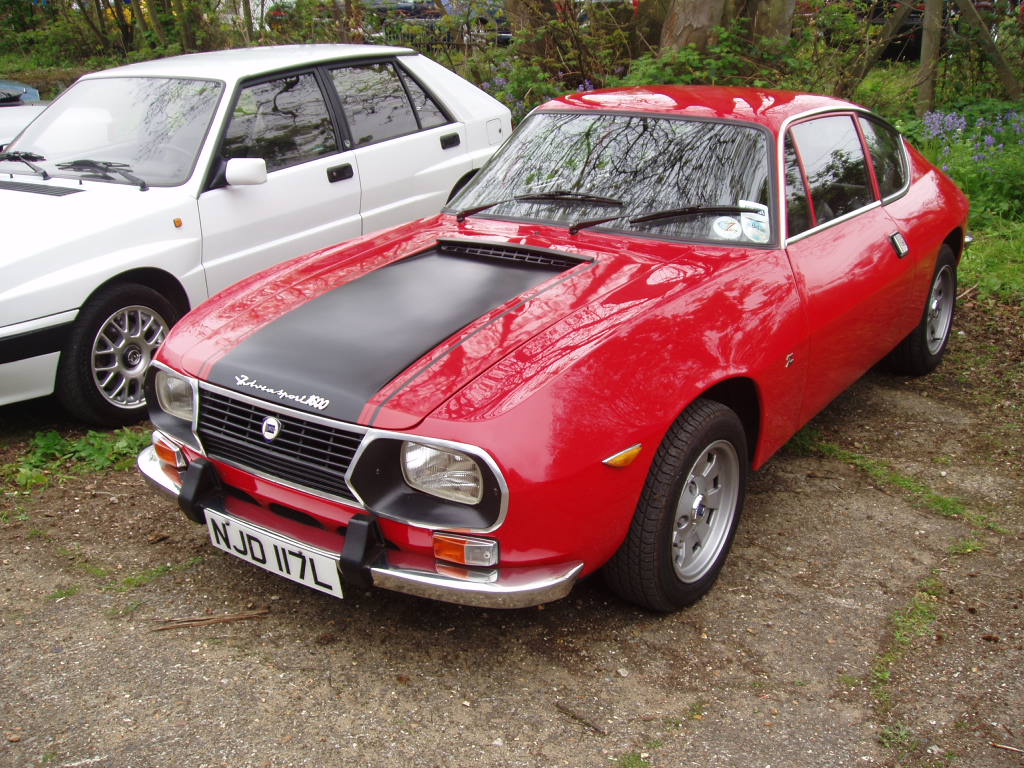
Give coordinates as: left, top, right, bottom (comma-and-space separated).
139, 86, 969, 611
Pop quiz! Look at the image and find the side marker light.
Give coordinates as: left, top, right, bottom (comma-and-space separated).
602, 443, 643, 468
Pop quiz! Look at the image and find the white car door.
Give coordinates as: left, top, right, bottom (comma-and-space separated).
327, 60, 473, 235
198, 69, 362, 297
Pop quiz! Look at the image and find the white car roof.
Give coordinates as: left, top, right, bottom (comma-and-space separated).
81, 44, 416, 84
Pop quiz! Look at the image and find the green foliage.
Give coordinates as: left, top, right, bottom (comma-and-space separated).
8, 428, 151, 488
901, 103, 1024, 228
960, 220, 1024, 301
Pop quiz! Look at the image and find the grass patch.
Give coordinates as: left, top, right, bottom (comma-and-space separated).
104, 556, 202, 593
788, 428, 1006, 532
57, 546, 112, 579
960, 220, 1024, 304
48, 585, 79, 600
947, 537, 984, 555
5, 427, 151, 489
616, 753, 652, 768
106, 600, 145, 619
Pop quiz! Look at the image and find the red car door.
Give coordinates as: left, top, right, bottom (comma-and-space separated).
783, 113, 919, 423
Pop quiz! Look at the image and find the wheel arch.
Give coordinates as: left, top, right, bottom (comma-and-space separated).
690, 376, 762, 466
943, 228, 965, 264
87, 268, 191, 318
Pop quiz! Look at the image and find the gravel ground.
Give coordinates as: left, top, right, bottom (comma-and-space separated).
0, 301, 1021, 768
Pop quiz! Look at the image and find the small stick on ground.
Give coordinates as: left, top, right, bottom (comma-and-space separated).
151, 607, 270, 631
992, 743, 1024, 754
554, 701, 608, 736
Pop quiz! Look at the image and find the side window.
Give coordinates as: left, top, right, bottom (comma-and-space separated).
784, 136, 812, 237
221, 73, 337, 173
330, 63, 419, 147
789, 115, 873, 225
859, 117, 907, 199
397, 67, 449, 130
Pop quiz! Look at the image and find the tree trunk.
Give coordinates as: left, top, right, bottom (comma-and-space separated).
660, 0, 726, 51
951, 0, 1022, 99
915, 0, 943, 116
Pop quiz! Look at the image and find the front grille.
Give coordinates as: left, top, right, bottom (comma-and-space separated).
0, 180, 83, 197
197, 388, 364, 502
438, 239, 588, 271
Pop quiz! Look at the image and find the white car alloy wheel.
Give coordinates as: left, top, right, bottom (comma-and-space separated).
90, 304, 170, 410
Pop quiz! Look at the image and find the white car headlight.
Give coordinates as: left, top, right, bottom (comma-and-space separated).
401, 441, 484, 505
154, 370, 194, 422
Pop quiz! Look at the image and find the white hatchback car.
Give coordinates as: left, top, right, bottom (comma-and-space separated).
0, 45, 510, 425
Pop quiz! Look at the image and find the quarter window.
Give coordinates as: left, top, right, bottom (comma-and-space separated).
789, 115, 873, 225
331, 63, 420, 146
397, 68, 449, 130
784, 137, 812, 237
222, 73, 337, 173
859, 117, 906, 199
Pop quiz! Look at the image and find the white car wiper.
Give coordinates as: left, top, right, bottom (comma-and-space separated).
56, 159, 149, 191
0, 151, 50, 180
456, 189, 623, 222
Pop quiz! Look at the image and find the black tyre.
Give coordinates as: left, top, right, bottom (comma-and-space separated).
57, 283, 179, 427
604, 399, 748, 612
886, 245, 957, 376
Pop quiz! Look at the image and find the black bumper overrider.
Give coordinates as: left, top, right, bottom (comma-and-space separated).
139, 446, 583, 608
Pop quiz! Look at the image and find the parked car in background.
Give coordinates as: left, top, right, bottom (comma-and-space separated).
139, 85, 969, 612
0, 79, 46, 148
0, 45, 510, 425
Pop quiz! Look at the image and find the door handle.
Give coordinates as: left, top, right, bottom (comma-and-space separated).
440, 133, 461, 150
890, 232, 910, 258
327, 163, 353, 183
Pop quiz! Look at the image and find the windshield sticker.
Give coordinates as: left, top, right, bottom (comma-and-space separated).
738, 200, 770, 244
712, 216, 742, 240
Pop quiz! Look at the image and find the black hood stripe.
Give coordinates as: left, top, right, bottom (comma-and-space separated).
208, 246, 571, 423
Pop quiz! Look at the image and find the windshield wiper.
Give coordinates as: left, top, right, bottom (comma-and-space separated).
56, 159, 148, 191
629, 205, 759, 225
0, 151, 50, 180
456, 189, 623, 222
570, 204, 767, 236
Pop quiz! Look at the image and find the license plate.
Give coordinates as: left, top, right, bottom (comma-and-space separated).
205, 509, 343, 598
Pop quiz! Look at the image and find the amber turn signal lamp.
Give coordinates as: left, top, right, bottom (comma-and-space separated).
602, 443, 642, 468
433, 533, 499, 567
152, 431, 187, 470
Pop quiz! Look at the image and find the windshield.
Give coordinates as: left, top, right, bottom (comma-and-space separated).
3, 76, 223, 187
449, 111, 774, 245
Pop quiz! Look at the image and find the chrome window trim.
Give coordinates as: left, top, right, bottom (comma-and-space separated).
777, 106, 911, 246
785, 199, 882, 245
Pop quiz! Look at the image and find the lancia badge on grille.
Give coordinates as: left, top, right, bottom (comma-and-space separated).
261, 416, 282, 441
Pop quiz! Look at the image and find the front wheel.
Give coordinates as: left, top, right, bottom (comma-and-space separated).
57, 283, 179, 426
604, 399, 748, 612
886, 245, 957, 375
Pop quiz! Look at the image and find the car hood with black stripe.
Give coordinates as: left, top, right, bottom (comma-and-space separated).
156, 217, 699, 430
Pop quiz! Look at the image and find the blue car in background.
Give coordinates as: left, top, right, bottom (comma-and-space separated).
0, 79, 45, 148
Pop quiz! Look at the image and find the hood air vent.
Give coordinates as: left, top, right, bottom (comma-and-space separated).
0, 180, 83, 197
437, 238, 591, 272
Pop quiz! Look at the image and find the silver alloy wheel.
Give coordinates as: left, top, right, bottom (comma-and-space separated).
925, 264, 955, 356
90, 304, 169, 409
671, 439, 741, 582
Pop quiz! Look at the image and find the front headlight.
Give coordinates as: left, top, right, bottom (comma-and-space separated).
401, 441, 483, 505
154, 370, 195, 422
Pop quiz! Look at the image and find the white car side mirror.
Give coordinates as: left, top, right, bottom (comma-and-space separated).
225, 157, 267, 186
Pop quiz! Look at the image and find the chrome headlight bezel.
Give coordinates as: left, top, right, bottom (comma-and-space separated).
348, 432, 507, 532
145, 362, 200, 450
154, 368, 196, 423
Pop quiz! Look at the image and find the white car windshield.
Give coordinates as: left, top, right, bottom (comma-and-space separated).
449, 112, 774, 245
3, 76, 223, 187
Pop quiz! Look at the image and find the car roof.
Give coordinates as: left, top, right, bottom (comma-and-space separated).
539, 86, 865, 134
80, 44, 415, 84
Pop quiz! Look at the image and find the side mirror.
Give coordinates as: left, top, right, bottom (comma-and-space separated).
225, 157, 267, 186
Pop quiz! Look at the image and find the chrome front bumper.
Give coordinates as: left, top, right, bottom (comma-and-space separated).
138, 446, 583, 609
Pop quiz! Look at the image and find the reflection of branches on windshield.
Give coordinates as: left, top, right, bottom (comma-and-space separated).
272, 77, 301, 119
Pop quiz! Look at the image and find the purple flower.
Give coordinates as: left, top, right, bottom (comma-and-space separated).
493, 76, 508, 88
577, 79, 595, 92
984, 134, 996, 147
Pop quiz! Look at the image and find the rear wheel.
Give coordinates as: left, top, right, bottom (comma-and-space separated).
604, 399, 748, 612
887, 245, 957, 375
57, 283, 179, 426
